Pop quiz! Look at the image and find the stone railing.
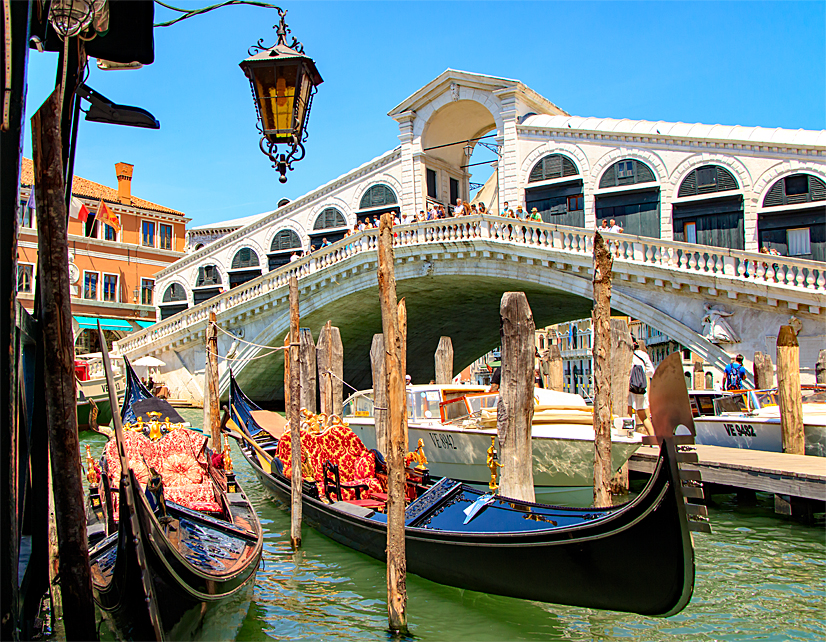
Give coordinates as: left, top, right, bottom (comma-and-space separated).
119, 215, 824, 356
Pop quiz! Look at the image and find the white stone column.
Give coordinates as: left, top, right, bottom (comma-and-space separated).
744, 197, 759, 252
396, 111, 416, 215
660, 192, 673, 240
493, 87, 520, 213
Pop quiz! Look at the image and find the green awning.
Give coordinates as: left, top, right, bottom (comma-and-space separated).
73, 316, 134, 332
134, 320, 154, 329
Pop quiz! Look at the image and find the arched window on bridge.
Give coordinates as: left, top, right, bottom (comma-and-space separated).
193, 265, 223, 305
525, 154, 583, 227
357, 184, 399, 223
310, 207, 348, 248
160, 283, 188, 320
673, 165, 743, 250
759, 174, 825, 262
229, 247, 262, 288
596, 159, 660, 238
268, 229, 302, 271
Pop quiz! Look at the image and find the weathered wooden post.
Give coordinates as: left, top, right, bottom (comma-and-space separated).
815, 349, 825, 385
205, 311, 221, 450
497, 292, 536, 503
609, 319, 632, 494
371, 333, 388, 457
434, 336, 453, 384
283, 334, 290, 410
32, 88, 97, 640
592, 232, 614, 508
547, 344, 564, 391
776, 325, 804, 455
693, 360, 705, 390
317, 321, 344, 417
299, 327, 317, 413
754, 351, 775, 390
398, 299, 409, 449
377, 212, 408, 634
289, 277, 303, 548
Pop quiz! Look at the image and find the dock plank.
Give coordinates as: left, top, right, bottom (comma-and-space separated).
629, 445, 826, 501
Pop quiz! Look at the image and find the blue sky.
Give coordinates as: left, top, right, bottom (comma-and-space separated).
23, 1, 825, 227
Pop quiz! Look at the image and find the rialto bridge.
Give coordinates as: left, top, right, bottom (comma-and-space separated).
117, 216, 826, 405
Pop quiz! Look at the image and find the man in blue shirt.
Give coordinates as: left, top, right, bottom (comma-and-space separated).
724, 354, 747, 390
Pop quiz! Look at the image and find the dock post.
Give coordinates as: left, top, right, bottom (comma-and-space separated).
608, 319, 632, 494
317, 321, 343, 417
289, 277, 303, 548
776, 325, 804, 455
497, 292, 536, 503
377, 212, 408, 634
592, 232, 614, 508
693, 360, 705, 389
547, 344, 564, 392
205, 312, 221, 450
398, 299, 409, 449
816, 349, 826, 385
370, 333, 388, 457
299, 328, 317, 414
434, 336, 453, 384
753, 351, 775, 390
32, 88, 97, 640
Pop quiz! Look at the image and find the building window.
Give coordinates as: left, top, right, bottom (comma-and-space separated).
85, 214, 99, 238
617, 161, 634, 179
159, 223, 173, 250
567, 194, 584, 211
684, 222, 697, 244
141, 278, 154, 306
705, 372, 714, 389
19, 201, 33, 228
102, 274, 118, 302
599, 159, 656, 189
103, 223, 117, 241
785, 175, 808, 196
196, 265, 222, 287
787, 227, 811, 256
763, 173, 826, 207
678, 165, 738, 197
426, 169, 437, 199
359, 184, 397, 210
313, 208, 346, 230
17, 264, 33, 293
449, 178, 459, 205
695, 167, 717, 189
83, 272, 99, 300
271, 229, 301, 252
162, 283, 187, 303
142, 221, 155, 247
231, 247, 260, 269
528, 154, 579, 183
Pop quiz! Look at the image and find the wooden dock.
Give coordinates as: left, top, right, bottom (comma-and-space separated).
629, 444, 826, 520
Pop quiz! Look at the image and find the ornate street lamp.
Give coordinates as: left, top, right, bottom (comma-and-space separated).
240, 9, 322, 183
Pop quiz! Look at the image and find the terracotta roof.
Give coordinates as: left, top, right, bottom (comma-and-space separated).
20, 158, 184, 216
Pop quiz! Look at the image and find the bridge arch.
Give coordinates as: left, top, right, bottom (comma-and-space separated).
414, 91, 502, 141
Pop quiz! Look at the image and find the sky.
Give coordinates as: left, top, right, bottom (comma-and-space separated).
23, 1, 826, 228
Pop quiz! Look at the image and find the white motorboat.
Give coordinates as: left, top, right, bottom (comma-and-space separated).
692, 387, 826, 456
342, 384, 642, 492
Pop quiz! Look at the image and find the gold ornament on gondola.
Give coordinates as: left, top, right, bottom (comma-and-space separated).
85, 444, 99, 486
223, 434, 234, 474
487, 436, 503, 491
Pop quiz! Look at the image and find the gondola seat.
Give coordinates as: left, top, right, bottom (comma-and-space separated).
275, 422, 385, 501
105, 427, 222, 519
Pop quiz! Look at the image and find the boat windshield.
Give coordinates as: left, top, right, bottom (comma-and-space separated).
343, 392, 374, 418
803, 388, 826, 404
466, 393, 498, 414
408, 389, 441, 420
441, 397, 471, 422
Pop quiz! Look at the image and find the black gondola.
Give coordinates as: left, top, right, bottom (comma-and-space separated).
227, 358, 709, 618
86, 346, 263, 641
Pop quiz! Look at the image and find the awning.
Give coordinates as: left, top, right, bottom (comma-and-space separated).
73, 316, 134, 332
134, 320, 154, 329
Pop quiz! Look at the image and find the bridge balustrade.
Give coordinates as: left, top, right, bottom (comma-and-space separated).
117, 214, 824, 357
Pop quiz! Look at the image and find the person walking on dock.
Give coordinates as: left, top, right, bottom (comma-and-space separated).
724, 354, 748, 390
627, 340, 655, 435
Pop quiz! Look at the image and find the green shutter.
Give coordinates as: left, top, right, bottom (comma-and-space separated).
528, 154, 580, 183
359, 184, 398, 210
314, 208, 346, 230
232, 247, 260, 269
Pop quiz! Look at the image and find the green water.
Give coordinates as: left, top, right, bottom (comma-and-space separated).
81, 417, 825, 642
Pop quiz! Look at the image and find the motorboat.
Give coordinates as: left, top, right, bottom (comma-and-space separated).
75, 356, 125, 430
340, 384, 642, 490
692, 386, 826, 456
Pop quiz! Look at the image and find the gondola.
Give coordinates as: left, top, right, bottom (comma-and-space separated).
86, 342, 263, 641
226, 354, 710, 617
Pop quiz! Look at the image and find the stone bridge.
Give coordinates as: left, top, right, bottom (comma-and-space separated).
117, 215, 825, 405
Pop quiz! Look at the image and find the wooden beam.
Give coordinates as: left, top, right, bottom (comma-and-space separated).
32, 87, 97, 640
497, 292, 536, 503
377, 212, 408, 634
777, 325, 804, 455
370, 333, 388, 457
434, 336, 453, 384
592, 231, 614, 508
289, 277, 302, 548
205, 312, 221, 450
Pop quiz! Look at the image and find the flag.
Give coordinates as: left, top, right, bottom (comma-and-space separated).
96, 199, 120, 233
69, 196, 90, 223
26, 187, 35, 211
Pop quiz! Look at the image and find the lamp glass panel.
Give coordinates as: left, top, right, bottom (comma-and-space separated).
253, 63, 298, 138
296, 66, 312, 133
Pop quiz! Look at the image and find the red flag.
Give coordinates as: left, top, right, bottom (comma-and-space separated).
96, 199, 121, 233
69, 196, 89, 223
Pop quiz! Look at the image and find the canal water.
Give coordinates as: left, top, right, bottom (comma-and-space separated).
81, 414, 825, 642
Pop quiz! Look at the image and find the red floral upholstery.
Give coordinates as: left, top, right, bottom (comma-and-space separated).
106, 428, 220, 520
275, 421, 385, 501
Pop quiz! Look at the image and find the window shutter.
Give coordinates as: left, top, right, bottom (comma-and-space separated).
764, 174, 825, 208
232, 247, 260, 269
163, 283, 186, 302
811, 176, 826, 201
764, 181, 784, 207
599, 165, 617, 189
271, 229, 301, 252
528, 154, 580, 183
679, 165, 738, 197
314, 207, 346, 230
634, 161, 655, 183
678, 171, 697, 198
359, 184, 398, 210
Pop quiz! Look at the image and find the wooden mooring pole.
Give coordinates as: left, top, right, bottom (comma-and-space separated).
32, 88, 97, 640
592, 232, 614, 508
777, 325, 804, 455
754, 351, 775, 390
299, 327, 317, 414
547, 344, 564, 392
205, 311, 221, 450
377, 212, 408, 634
317, 321, 343, 417
289, 277, 303, 548
497, 292, 536, 503
434, 336, 453, 384
371, 333, 388, 457
815, 349, 826, 385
